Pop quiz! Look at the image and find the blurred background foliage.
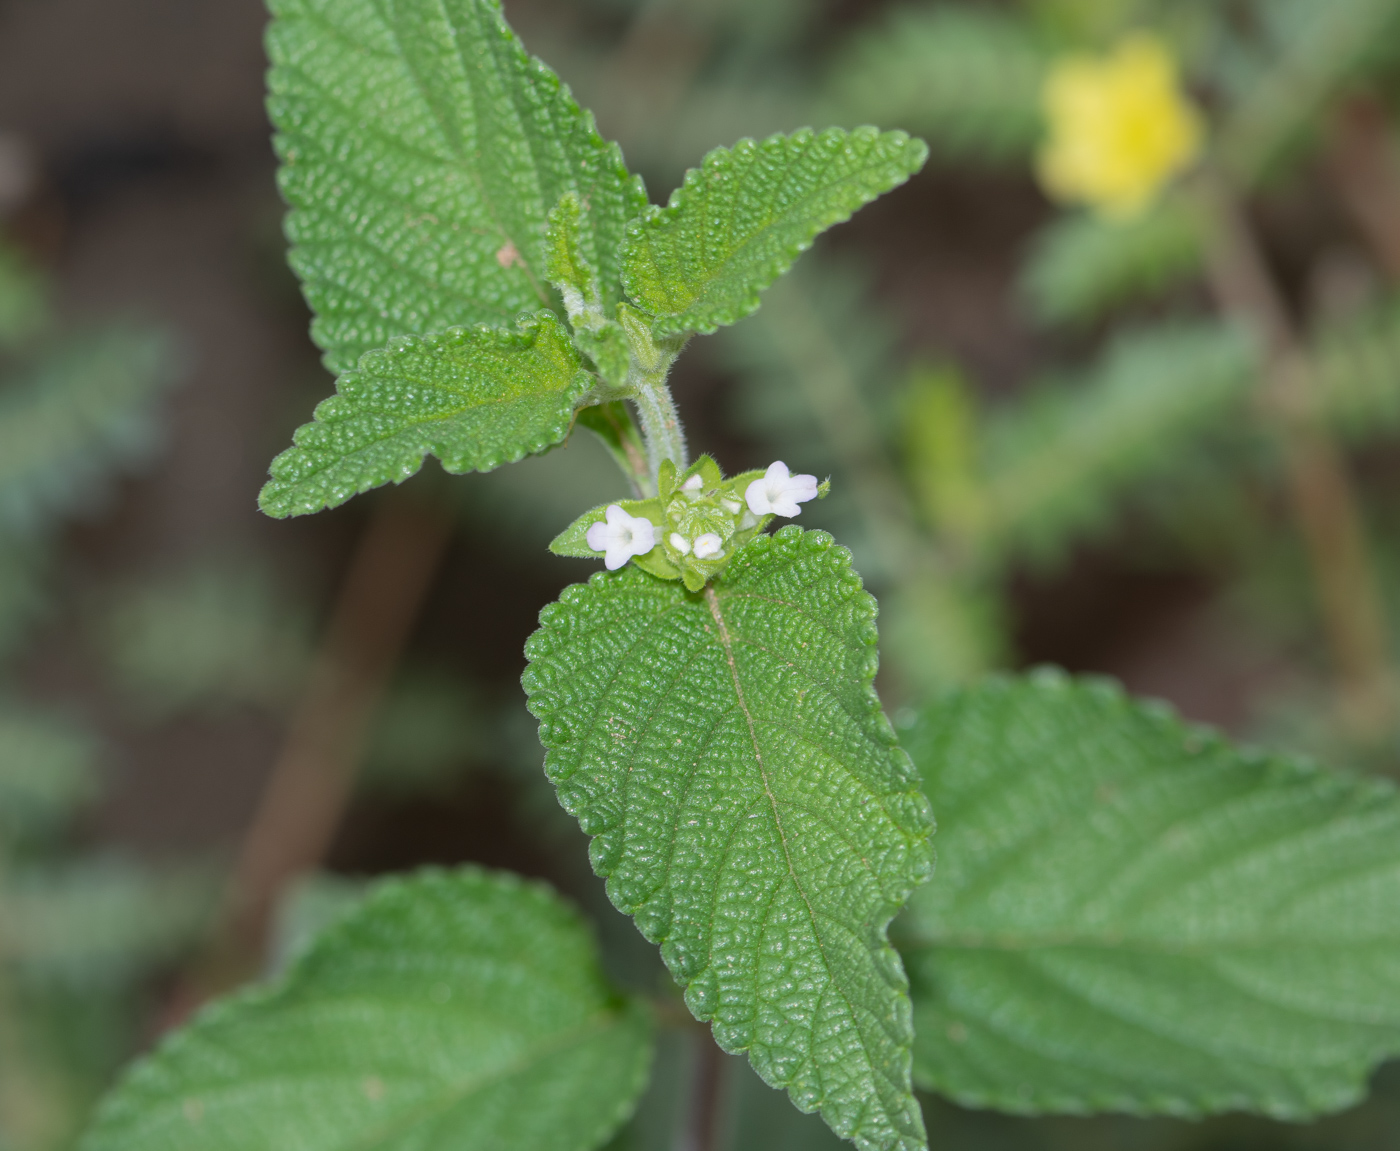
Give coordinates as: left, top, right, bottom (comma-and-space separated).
7, 0, 1400, 1147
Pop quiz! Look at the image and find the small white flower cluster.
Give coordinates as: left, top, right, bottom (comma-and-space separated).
586, 461, 818, 573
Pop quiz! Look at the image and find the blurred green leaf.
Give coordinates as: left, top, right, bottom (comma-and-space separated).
0, 240, 49, 349
1020, 198, 1205, 327
524, 527, 933, 1151
267, 0, 646, 374
899, 671, 1400, 1117
826, 6, 1047, 164
1217, 0, 1400, 187
1313, 292, 1400, 441
0, 327, 179, 535
260, 313, 591, 517
621, 128, 927, 338
81, 868, 653, 1151
979, 321, 1258, 568
3, 860, 210, 983
0, 707, 95, 845
98, 563, 311, 717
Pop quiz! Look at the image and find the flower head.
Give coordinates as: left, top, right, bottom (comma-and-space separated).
585, 505, 656, 570
745, 461, 819, 518
1037, 33, 1202, 220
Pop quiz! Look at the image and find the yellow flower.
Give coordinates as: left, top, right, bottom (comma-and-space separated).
1037, 32, 1203, 219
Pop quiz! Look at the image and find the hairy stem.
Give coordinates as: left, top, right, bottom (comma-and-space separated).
1198, 172, 1395, 735
630, 364, 687, 491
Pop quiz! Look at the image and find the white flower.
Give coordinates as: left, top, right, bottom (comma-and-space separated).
586, 505, 656, 570
745, 461, 819, 518
682, 474, 704, 493
693, 533, 724, 559
669, 532, 691, 556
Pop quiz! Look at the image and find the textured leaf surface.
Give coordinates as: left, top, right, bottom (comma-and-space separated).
524, 526, 934, 1151
267, 0, 646, 373
260, 312, 589, 517
81, 867, 653, 1151
621, 128, 927, 338
899, 672, 1400, 1118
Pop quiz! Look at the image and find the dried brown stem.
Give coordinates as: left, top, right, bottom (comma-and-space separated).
1198, 174, 1395, 734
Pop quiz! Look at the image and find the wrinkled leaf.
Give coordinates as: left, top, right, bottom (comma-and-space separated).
260, 312, 590, 517
900, 672, 1400, 1118
621, 128, 926, 338
524, 526, 934, 1151
267, 0, 646, 373
81, 867, 653, 1151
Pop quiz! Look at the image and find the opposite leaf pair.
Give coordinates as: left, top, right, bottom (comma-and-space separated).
256, 0, 926, 519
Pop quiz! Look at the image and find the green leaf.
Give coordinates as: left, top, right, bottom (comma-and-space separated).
979, 321, 1258, 569
621, 128, 927, 338
524, 526, 934, 1151
0, 706, 95, 843
1313, 291, 1400, 442
80, 867, 654, 1151
899, 671, 1400, 1118
824, 7, 1046, 165
546, 193, 602, 317
1019, 199, 1205, 328
0, 326, 180, 535
1217, 0, 1400, 188
267, 0, 647, 374
0, 239, 49, 348
4, 860, 211, 982
260, 312, 590, 517
574, 401, 645, 482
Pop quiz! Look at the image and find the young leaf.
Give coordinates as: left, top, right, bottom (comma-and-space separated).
260, 312, 590, 517
621, 128, 927, 338
267, 0, 647, 373
80, 867, 654, 1151
524, 526, 934, 1151
899, 671, 1400, 1118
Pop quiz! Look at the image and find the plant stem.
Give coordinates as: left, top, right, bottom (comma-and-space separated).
1197, 172, 1395, 735
169, 487, 451, 1009
630, 363, 687, 491
675, 1029, 726, 1151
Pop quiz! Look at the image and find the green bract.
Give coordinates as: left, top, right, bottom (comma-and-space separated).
80, 868, 653, 1151
899, 672, 1400, 1118
621, 128, 928, 338
266, 0, 646, 375
259, 312, 590, 518
524, 526, 935, 1151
